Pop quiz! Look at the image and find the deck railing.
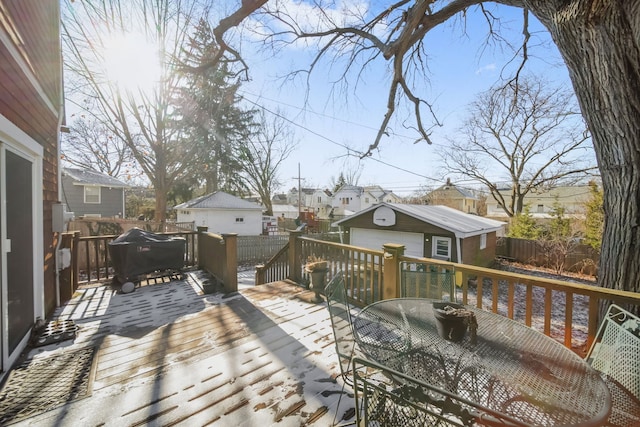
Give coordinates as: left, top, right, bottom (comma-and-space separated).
59, 230, 199, 291
257, 233, 640, 354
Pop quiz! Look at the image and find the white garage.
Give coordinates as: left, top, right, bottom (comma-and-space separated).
350, 228, 424, 257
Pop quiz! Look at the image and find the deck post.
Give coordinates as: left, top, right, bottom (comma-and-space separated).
222, 233, 238, 292
382, 243, 405, 299
289, 230, 303, 282
255, 264, 265, 285
196, 227, 208, 270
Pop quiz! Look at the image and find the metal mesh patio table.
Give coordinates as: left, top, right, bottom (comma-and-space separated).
353, 298, 612, 427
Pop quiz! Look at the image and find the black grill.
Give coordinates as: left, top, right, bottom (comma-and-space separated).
109, 228, 186, 283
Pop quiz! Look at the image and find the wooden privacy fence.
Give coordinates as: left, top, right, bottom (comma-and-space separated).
496, 237, 599, 275
237, 235, 288, 264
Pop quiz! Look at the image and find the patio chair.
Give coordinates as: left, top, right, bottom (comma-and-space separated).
585, 304, 640, 427
352, 357, 530, 427
325, 271, 363, 388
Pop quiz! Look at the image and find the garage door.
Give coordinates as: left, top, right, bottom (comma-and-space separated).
351, 228, 424, 257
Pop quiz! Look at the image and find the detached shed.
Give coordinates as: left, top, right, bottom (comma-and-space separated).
333, 203, 505, 267
174, 191, 263, 235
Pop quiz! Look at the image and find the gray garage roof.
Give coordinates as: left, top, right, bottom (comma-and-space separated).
334, 202, 505, 238
63, 168, 129, 188
174, 191, 262, 211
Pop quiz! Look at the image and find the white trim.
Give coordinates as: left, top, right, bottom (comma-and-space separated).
0, 28, 57, 115
432, 236, 452, 260
84, 185, 101, 204
0, 113, 45, 372
0, 115, 44, 157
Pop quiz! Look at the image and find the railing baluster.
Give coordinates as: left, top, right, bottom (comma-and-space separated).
507, 280, 515, 319
525, 284, 533, 327
544, 287, 552, 335
476, 276, 484, 309
564, 292, 573, 348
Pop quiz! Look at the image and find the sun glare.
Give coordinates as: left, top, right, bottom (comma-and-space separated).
103, 33, 161, 95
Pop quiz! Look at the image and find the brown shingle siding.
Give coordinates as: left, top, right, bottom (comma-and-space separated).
1, 0, 63, 316
2, 0, 62, 107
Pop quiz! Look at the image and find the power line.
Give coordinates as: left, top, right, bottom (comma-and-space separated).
240, 93, 444, 183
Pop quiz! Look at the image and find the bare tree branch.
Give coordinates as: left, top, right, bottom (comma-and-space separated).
439, 75, 597, 217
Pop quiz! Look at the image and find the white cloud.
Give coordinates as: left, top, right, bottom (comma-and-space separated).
475, 63, 496, 75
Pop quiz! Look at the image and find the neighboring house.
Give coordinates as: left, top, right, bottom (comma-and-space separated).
486, 185, 592, 219
331, 184, 363, 215
61, 168, 129, 218
309, 189, 333, 218
0, 1, 64, 374
332, 184, 403, 216
271, 193, 288, 205
427, 178, 479, 214
286, 187, 315, 208
333, 203, 505, 267
362, 185, 403, 210
174, 191, 263, 235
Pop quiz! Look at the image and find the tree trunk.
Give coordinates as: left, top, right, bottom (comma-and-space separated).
532, 3, 640, 298
154, 153, 168, 223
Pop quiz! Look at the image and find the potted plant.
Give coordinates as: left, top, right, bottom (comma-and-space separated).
432, 302, 478, 343
305, 255, 328, 302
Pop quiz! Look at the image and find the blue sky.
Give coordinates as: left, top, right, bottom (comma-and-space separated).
231, 2, 581, 196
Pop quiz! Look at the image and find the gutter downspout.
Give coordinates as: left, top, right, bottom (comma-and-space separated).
456, 234, 462, 264
55, 7, 66, 308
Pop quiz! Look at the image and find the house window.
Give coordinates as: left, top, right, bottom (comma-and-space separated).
365, 197, 369, 203
235, 217, 244, 223
537, 204, 544, 213
432, 236, 451, 260
317, 196, 322, 203
341, 197, 349, 205
480, 233, 487, 250
84, 186, 101, 204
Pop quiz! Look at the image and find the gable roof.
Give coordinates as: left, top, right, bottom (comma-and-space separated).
63, 168, 128, 188
430, 183, 478, 200
334, 184, 363, 194
174, 191, 262, 211
334, 202, 505, 238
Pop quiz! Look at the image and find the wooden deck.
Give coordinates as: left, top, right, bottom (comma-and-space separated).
11, 271, 354, 426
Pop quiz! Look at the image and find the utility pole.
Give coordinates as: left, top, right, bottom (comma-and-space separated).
296, 163, 302, 215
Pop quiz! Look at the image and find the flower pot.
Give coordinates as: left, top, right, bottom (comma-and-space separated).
307, 268, 328, 303
433, 302, 469, 342
308, 269, 328, 291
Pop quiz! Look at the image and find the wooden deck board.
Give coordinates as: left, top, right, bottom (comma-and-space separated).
10, 274, 355, 426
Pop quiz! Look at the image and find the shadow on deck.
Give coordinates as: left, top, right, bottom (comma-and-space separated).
7, 271, 355, 426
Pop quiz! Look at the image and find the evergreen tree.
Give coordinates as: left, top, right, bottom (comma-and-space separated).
547, 198, 572, 240
508, 205, 542, 239
175, 19, 257, 195
332, 173, 347, 193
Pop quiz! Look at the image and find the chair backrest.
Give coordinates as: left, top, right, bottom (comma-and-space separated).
352, 357, 530, 427
400, 262, 457, 301
324, 271, 356, 383
586, 304, 640, 399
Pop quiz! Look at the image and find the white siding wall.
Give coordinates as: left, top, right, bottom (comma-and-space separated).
332, 189, 362, 214
177, 209, 262, 235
